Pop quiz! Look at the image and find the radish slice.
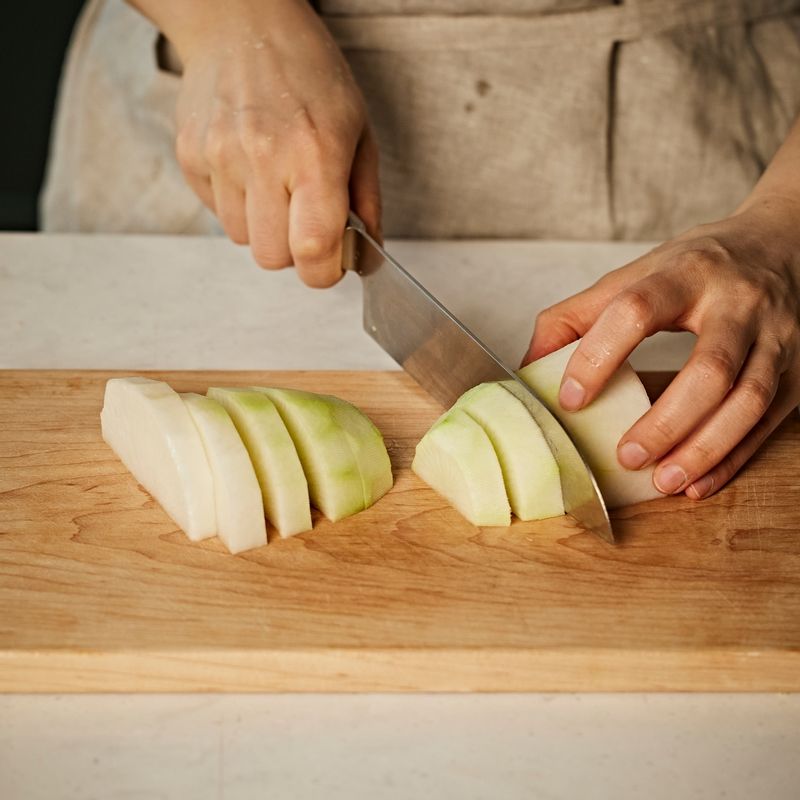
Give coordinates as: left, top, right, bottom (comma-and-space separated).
182, 393, 267, 554
518, 340, 662, 508
412, 407, 511, 527
101, 377, 216, 540
207, 388, 312, 537
252, 387, 393, 522
456, 382, 564, 521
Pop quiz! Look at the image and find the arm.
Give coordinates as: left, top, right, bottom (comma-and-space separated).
127, 0, 380, 287
524, 116, 800, 500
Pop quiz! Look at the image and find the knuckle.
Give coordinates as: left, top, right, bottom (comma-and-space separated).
239, 121, 275, 164
737, 375, 775, 417
692, 349, 739, 393
293, 232, 338, 264
682, 238, 732, 270
175, 128, 202, 173
687, 436, 720, 471
203, 126, 238, 170
614, 288, 655, 330
649, 413, 678, 444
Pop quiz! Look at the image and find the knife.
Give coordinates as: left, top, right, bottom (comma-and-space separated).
342, 212, 614, 544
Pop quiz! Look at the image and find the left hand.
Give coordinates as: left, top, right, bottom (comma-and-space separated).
522, 196, 800, 500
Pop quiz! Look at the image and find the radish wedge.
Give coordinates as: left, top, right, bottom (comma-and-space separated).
456, 382, 564, 521
412, 407, 511, 527
101, 377, 216, 541
207, 388, 312, 537
518, 340, 662, 508
252, 387, 393, 521
182, 393, 267, 554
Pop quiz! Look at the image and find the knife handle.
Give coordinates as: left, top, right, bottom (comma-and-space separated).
342, 211, 367, 274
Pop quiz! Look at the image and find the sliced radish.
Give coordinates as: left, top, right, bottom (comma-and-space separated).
101, 377, 216, 541
412, 407, 511, 527
253, 387, 393, 522
182, 393, 267, 554
322, 394, 394, 508
518, 339, 661, 507
456, 382, 564, 521
207, 388, 312, 537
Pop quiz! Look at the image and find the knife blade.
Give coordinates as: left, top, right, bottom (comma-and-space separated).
342, 212, 613, 544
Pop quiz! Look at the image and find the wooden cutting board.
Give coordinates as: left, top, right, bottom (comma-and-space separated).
1, 370, 798, 692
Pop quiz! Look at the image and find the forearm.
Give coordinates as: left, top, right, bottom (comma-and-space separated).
738, 115, 800, 212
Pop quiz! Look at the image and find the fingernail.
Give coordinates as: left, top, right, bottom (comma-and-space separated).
687, 474, 714, 500
655, 463, 687, 494
618, 441, 649, 470
559, 377, 586, 411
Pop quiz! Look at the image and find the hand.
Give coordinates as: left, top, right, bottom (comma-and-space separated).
168, 0, 379, 287
522, 196, 800, 500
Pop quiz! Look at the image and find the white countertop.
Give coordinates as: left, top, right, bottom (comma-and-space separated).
1, 233, 798, 800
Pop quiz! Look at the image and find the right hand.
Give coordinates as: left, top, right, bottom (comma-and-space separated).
170, 0, 380, 287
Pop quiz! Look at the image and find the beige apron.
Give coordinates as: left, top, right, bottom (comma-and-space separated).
41, 0, 800, 240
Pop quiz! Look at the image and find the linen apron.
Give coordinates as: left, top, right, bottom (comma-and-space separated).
41, 0, 800, 240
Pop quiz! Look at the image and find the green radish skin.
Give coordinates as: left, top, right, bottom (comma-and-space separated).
324, 395, 394, 507
207, 388, 312, 537
455, 382, 564, 521
182, 393, 267, 554
518, 339, 662, 508
101, 377, 216, 541
251, 387, 393, 522
412, 407, 511, 527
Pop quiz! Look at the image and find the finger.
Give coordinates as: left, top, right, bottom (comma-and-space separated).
617, 315, 755, 469
650, 339, 783, 496
684, 377, 799, 500
349, 129, 382, 242
245, 179, 292, 270
210, 174, 248, 245
558, 273, 695, 412
183, 171, 216, 213
288, 177, 349, 289
522, 263, 648, 366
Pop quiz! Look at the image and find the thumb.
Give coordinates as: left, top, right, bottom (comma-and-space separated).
521, 278, 622, 366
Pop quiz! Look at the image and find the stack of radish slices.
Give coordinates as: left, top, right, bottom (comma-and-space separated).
412, 341, 662, 527
101, 379, 393, 554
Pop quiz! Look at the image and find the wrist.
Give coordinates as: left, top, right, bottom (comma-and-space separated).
128, 0, 300, 66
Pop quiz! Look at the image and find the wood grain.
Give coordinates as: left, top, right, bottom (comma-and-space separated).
1, 370, 798, 692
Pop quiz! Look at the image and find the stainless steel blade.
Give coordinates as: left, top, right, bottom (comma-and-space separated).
343, 213, 613, 544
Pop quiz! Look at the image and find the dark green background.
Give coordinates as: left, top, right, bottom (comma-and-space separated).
3, 2, 86, 230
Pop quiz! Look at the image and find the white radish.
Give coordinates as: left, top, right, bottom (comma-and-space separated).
456, 382, 564, 521
412, 407, 511, 527
207, 388, 312, 537
182, 393, 267, 554
252, 387, 393, 522
518, 340, 662, 507
101, 377, 216, 540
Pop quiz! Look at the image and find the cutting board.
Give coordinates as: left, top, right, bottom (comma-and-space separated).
1, 370, 798, 692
